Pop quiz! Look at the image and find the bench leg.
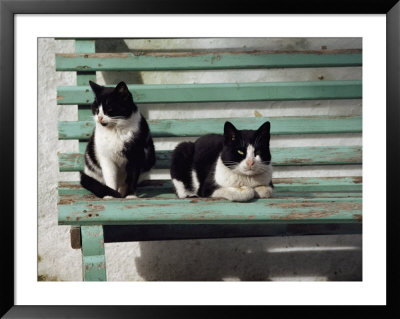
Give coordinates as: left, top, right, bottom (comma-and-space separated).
81, 225, 107, 281
70, 226, 82, 249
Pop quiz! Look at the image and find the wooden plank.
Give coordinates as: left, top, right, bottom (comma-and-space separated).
81, 225, 107, 281
273, 146, 362, 166
70, 227, 81, 249
58, 145, 362, 172
58, 115, 362, 139
75, 41, 97, 123
58, 177, 362, 204
76, 72, 96, 87
56, 49, 362, 71
59, 191, 362, 205
57, 80, 362, 105
77, 106, 362, 123
58, 176, 362, 200
75, 40, 95, 53
59, 191, 362, 206
58, 197, 362, 226
58, 177, 362, 199
102, 223, 362, 241
270, 176, 362, 192
73, 42, 97, 259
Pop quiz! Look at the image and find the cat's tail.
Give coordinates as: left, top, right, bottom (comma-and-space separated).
170, 141, 198, 198
80, 172, 122, 198
143, 139, 156, 172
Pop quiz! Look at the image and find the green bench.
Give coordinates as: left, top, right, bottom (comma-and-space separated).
56, 39, 362, 281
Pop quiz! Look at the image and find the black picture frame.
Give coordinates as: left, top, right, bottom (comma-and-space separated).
1, 0, 399, 317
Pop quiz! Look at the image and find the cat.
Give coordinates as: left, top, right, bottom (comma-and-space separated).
170, 121, 273, 202
80, 81, 156, 199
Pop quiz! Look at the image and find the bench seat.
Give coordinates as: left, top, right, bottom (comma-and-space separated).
58, 177, 362, 226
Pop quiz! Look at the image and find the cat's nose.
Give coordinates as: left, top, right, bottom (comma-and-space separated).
246, 158, 255, 168
98, 115, 103, 123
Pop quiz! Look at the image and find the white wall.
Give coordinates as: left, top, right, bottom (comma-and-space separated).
38, 38, 362, 281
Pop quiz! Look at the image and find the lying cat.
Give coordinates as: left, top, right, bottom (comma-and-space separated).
170, 121, 273, 202
80, 81, 156, 199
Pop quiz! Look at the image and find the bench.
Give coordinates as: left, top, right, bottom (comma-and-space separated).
56, 39, 362, 281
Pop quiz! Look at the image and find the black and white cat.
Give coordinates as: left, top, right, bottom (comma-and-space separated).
80, 81, 156, 199
170, 121, 273, 202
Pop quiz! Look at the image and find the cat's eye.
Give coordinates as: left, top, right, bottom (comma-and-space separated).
237, 150, 244, 155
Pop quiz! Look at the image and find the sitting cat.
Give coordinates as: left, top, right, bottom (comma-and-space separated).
80, 81, 156, 199
170, 121, 273, 202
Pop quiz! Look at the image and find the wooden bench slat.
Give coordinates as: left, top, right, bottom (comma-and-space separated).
59, 177, 362, 195
57, 80, 362, 105
60, 191, 362, 204
81, 225, 107, 281
55, 50, 362, 71
58, 196, 362, 226
58, 177, 362, 203
59, 115, 362, 139
75, 39, 95, 53
58, 145, 362, 171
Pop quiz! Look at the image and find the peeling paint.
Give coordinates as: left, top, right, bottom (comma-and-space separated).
269, 201, 361, 210
86, 204, 105, 213
273, 210, 338, 220
59, 182, 82, 189
76, 65, 91, 70
270, 201, 362, 221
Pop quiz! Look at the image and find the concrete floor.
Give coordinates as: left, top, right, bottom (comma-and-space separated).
105, 234, 361, 281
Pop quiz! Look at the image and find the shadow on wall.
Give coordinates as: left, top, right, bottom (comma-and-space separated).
134, 235, 362, 281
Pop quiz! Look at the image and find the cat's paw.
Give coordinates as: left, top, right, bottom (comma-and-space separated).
254, 185, 273, 198
211, 186, 254, 202
118, 185, 128, 197
232, 186, 255, 202
103, 195, 114, 200
125, 194, 138, 199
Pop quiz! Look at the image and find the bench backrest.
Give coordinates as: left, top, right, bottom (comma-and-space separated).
56, 39, 362, 181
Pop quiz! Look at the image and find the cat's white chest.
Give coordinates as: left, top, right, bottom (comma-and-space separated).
95, 125, 133, 165
214, 157, 271, 188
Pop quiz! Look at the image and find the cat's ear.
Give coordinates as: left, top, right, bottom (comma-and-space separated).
224, 121, 238, 143
256, 121, 271, 142
89, 81, 103, 96
257, 121, 270, 134
115, 81, 130, 96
